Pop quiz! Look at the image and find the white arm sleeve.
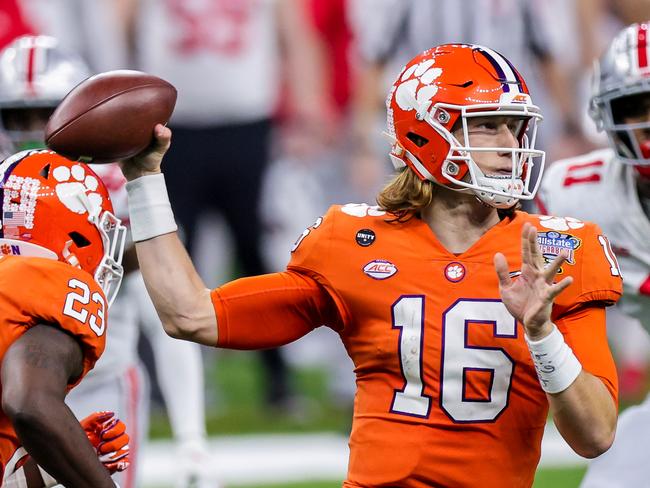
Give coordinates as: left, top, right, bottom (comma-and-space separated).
127, 272, 208, 443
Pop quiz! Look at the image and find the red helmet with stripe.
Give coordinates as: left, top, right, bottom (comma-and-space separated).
0, 35, 90, 153
386, 43, 544, 208
590, 21, 650, 171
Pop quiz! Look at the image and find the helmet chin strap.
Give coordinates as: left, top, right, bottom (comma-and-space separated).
432, 166, 521, 209
470, 167, 523, 209
449, 151, 523, 209
62, 239, 81, 268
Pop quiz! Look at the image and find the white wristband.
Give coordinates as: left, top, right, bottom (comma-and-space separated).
125, 173, 178, 242
525, 324, 582, 394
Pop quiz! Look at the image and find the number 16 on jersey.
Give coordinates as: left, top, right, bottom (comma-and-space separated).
391, 296, 517, 423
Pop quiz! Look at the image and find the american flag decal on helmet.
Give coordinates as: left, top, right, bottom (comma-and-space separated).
3, 211, 26, 227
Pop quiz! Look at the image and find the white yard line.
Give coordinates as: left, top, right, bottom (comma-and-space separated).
141, 424, 587, 486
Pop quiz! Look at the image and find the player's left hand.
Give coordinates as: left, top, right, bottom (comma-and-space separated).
80, 411, 130, 474
494, 223, 573, 340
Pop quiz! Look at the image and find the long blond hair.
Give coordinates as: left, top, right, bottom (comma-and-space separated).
376, 168, 435, 220
376, 168, 518, 220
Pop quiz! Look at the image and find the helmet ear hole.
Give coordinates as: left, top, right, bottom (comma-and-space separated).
68, 231, 91, 248
406, 132, 429, 147
39, 163, 50, 179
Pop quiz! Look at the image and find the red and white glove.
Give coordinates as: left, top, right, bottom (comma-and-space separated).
80, 411, 130, 474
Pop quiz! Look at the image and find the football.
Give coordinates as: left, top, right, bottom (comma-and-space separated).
44, 70, 177, 163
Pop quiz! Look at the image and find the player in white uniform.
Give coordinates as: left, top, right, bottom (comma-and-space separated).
71, 165, 216, 488
0, 35, 216, 488
538, 22, 650, 487
134, 0, 330, 409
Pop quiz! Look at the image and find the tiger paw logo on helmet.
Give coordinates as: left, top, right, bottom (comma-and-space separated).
393, 58, 443, 114
52, 164, 103, 216
0, 150, 127, 306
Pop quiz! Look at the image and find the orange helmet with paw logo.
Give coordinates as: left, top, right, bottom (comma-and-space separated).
0, 150, 126, 305
386, 43, 545, 208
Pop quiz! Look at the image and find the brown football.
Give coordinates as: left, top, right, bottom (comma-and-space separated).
45, 70, 177, 163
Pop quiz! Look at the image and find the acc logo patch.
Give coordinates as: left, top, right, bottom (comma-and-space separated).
537, 231, 581, 265
501, 92, 531, 105
363, 260, 397, 280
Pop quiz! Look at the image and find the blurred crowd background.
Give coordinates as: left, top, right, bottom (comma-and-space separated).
2, 0, 650, 486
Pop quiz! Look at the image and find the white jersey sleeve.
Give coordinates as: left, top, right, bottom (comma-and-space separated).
538, 148, 617, 220
540, 148, 650, 329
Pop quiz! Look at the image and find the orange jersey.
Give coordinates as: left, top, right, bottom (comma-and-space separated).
212, 204, 621, 487
0, 256, 107, 477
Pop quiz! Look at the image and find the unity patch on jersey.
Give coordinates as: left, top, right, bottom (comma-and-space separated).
356, 229, 376, 247
363, 260, 397, 280
537, 231, 581, 265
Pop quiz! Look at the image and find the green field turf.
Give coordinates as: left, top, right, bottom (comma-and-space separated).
148, 351, 589, 488
151, 467, 588, 488
223, 466, 588, 488
149, 350, 351, 438
533, 466, 587, 486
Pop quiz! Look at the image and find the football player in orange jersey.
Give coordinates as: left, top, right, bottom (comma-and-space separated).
0, 150, 129, 487
0, 35, 216, 488
121, 44, 621, 487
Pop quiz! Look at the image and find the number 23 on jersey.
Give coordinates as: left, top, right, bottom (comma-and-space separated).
63, 279, 106, 337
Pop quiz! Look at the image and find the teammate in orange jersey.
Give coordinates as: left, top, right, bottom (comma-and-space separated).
0, 150, 129, 487
121, 44, 621, 487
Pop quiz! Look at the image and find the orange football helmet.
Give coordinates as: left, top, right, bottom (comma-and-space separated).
0, 150, 126, 304
386, 43, 545, 208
